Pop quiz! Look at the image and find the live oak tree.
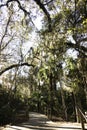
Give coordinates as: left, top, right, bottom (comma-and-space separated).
0, 0, 87, 75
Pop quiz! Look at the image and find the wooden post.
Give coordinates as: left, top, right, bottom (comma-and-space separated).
80, 114, 85, 130
77, 107, 87, 130
78, 108, 85, 130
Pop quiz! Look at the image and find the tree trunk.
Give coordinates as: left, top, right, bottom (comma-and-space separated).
72, 92, 77, 121
60, 81, 68, 121
73, 93, 80, 123
83, 76, 87, 105
49, 72, 53, 119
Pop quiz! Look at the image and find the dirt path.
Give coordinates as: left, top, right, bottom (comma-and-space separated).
2, 112, 87, 130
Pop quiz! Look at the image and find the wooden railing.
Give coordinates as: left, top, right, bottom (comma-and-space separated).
77, 107, 87, 130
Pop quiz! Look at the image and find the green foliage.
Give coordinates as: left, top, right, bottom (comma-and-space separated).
0, 103, 14, 125
0, 84, 28, 125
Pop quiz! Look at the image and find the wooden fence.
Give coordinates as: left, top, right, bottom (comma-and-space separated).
77, 107, 87, 130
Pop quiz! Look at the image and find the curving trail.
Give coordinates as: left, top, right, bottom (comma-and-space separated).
2, 112, 87, 130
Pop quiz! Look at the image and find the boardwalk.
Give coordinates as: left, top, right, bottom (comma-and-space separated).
2, 112, 87, 130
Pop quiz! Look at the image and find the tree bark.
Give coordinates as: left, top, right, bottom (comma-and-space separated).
60, 80, 68, 121
49, 72, 53, 119
83, 76, 87, 105
73, 93, 80, 123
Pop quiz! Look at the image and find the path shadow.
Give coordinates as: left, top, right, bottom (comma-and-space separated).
12, 120, 83, 130
10, 112, 86, 130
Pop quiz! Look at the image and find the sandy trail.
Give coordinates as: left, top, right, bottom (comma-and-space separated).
1, 112, 87, 130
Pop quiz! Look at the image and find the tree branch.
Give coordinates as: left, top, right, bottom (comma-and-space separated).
0, 15, 11, 45
0, 0, 52, 30
67, 42, 87, 52
0, 0, 35, 27
0, 62, 34, 76
33, 0, 52, 31
6, 0, 30, 15
0, 3, 7, 8
43, 0, 54, 5
67, 42, 87, 57
1, 36, 14, 51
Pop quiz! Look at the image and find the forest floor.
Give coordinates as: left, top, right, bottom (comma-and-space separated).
1, 112, 87, 130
